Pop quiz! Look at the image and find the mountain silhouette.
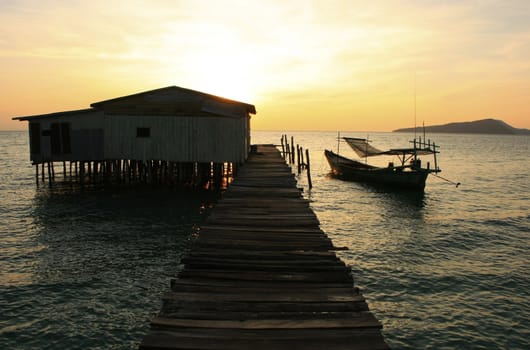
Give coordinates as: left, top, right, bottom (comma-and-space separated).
393, 118, 530, 135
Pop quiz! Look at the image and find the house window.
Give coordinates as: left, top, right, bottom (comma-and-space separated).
136, 127, 150, 138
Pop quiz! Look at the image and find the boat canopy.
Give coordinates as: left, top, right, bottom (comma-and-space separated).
343, 137, 436, 158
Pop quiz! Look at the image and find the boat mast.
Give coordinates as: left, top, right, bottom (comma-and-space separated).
433, 142, 438, 172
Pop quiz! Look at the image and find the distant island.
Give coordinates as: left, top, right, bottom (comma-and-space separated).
393, 118, 530, 135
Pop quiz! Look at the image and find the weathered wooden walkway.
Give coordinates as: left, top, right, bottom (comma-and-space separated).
140, 145, 389, 349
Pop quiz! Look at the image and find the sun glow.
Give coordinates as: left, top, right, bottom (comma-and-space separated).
190, 52, 259, 104
154, 22, 264, 104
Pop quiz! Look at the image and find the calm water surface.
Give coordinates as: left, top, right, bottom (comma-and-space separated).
1, 130, 529, 349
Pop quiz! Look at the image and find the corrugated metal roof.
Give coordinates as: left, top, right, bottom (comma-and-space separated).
90, 86, 257, 115
12, 108, 96, 121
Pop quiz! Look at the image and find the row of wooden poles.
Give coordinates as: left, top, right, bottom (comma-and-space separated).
33, 159, 236, 189
280, 134, 312, 189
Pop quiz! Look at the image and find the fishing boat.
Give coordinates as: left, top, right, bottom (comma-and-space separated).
324, 136, 442, 190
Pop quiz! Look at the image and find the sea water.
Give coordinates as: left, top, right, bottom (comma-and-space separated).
1, 130, 529, 349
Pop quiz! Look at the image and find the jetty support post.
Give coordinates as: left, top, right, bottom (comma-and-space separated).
290, 136, 295, 164
296, 144, 301, 174
306, 149, 312, 189
300, 146, 305, 169
34, 163, 39, 186
285, 135, 291, 164
47, 162, 52, 185
281, 135, 285, 159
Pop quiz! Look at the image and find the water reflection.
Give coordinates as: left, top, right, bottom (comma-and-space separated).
29, 183, 218, 284
1, 182, 219, 348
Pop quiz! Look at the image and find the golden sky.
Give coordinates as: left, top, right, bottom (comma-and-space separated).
1, 0, 529, 131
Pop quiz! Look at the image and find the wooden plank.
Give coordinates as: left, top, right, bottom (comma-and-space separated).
182, 262, 350, 273
190, 242, 347, 252
180, 256, 346, 267
217, 197, 311, 204
170, 278, 356, 290
140, 329, 390, 350
169, 280, 357, 295
199, 225, 323, 234
158, 310, 372, 321
192, 236, 332, 247
161, 299, 369, 313
209, 208, 317, 215
151, 314, 382, 329
207, 213, 319, 221
204, 218, 320, 227
189, 243, 340, 252
162, 290, 362, 303
176, 269, 353, 283
182, 249, 340, 259
197, 228, 328, 237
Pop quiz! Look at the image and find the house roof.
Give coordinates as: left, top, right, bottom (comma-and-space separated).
90, 86, 257, 115
13, 86, 257, 121
12, 108, 96, 121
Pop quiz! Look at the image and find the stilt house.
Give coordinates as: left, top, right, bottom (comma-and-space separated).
13, 86, 257, 186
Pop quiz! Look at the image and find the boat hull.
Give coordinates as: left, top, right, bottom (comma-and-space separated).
324, 150, 430, 190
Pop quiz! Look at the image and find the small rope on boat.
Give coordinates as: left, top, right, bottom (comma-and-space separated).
433, 173, 461, 188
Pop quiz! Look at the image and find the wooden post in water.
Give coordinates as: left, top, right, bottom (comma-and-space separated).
47, 162, 52, 184
35, 164, 39, 186
306, 149, 312, 189
300, 146, 305, 169
291, 136, 295, 164
51, 162, 55, 181
79, 161, 84, 184
296, 144, 301, 174
284, 136, 288, 163
87, 161, 92, 180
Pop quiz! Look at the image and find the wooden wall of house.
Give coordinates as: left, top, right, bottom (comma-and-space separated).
103, 114, 250, 163
24, 109, 251, 165
27, 111, 105, 163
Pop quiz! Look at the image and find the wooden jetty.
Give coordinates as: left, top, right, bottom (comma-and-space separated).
140, 144, 389, 350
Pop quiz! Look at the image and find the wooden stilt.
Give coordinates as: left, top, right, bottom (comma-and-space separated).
47, 162, 52, 184
281, 135, 286, 159
87, 161, 92, 180
306, 149, 312, 189
297, 144, 301, 174
35, 164, 39, 186
80, 161, 85, 184
291, 136, 295, 164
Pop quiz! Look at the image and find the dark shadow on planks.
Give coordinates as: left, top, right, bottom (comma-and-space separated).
140, 145, 389, 350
